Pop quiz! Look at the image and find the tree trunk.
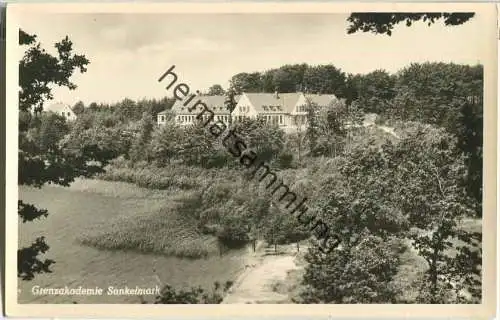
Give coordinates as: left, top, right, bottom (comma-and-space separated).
218, 241, 224, 257
274, 242, 277, 254
429, 249, 439, 303
252, 239, 256, 252
298, 140, 301, 165
296, 242, 300, 252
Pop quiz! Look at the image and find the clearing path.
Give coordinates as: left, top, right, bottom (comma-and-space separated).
222, 243, 303, 304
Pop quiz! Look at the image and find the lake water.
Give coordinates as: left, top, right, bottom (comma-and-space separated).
18, 179, 247, 304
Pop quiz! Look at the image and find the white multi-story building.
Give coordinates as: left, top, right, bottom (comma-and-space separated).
157, 92, 338, 132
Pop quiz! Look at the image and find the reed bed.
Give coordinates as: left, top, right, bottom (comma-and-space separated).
78, 205, 220, 259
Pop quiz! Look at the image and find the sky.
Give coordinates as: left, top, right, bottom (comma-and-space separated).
16, 12, 490, 107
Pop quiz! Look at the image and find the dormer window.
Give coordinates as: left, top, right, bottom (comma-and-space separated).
263, 106, 268, 111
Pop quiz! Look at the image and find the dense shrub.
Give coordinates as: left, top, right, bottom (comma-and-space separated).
154, 281, 233, 304
98, 162, 214, 191
300, 236, 405, 303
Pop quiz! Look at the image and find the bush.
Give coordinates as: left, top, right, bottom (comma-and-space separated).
300, 236, 405, 303
276, 152, 295, 169
98, 162, 209, 191
154, 281, 233, 304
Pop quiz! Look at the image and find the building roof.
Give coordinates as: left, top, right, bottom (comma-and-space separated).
45, 102, 74, 114
164, 92, 338, 117
244, 92, 300, 114
303, 94, 338, 107
157, 109, 173, 116
169, 95, 241, 115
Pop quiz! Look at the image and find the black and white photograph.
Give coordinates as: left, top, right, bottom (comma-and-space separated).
4, 2, 497, 317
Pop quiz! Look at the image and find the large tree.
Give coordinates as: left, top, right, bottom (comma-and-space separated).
345, 69, 396, 114
229, 72, 262, 94
129, 111, 154, 163
347, 13, 475, 36
18, 29, 97, 280
301, 124, 481, 303
207, 84, 225, 96
302, 64, 346, 96
300, 136, 407, 303
390, 63, 483, 212
224, 88, 238, 126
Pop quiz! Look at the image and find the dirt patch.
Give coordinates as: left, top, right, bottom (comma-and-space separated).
222, 243, 305, 304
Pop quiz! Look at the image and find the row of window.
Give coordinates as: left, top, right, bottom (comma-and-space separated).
173, 114, 294, 125
239, 106, 250, 113
178, 115, 197, 123
262, 105, 282, 112
258, 114, 284, 125
167, 114, 315, 127
173, 102, 323, 119
176, 115, 231, 124
296, 105, 308, 112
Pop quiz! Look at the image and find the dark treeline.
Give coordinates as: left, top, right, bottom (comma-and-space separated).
71, 96, 176, 121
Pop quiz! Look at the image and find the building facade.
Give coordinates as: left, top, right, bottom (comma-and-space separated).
158, 92, 338, 132
158, 95, 240, 126
45, 102, 77, 121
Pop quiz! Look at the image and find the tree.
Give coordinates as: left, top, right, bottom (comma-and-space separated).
289, 121, 307, 166
177, 121, 215, 167
229, 72, 262, 94
113, 98, 143, 122
19, 30, 89, 113
263, 204, 310, 253
390, 124, 481, 303
302, 64, 347, 97
305, 99, 363, 157
224, 88, 238, 126
31, 112, 70, 153
150, 121, 182, 166
129, 111, 154, 163
390, 63, 483, 212
207, 84, 225, 96
347, 69, 396, 114
72, 101, 85, 115
303, 123, 482, 303
18, 29, 91, 280
305, 102, 320, 155
301, 235, 404, 303
300, 136, 408, 303
271, 64, 308, 93
347, 13, 475, 36
232, 117, 285, 163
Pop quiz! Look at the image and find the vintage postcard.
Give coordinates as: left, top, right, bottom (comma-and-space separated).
4, 2, 497, 318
